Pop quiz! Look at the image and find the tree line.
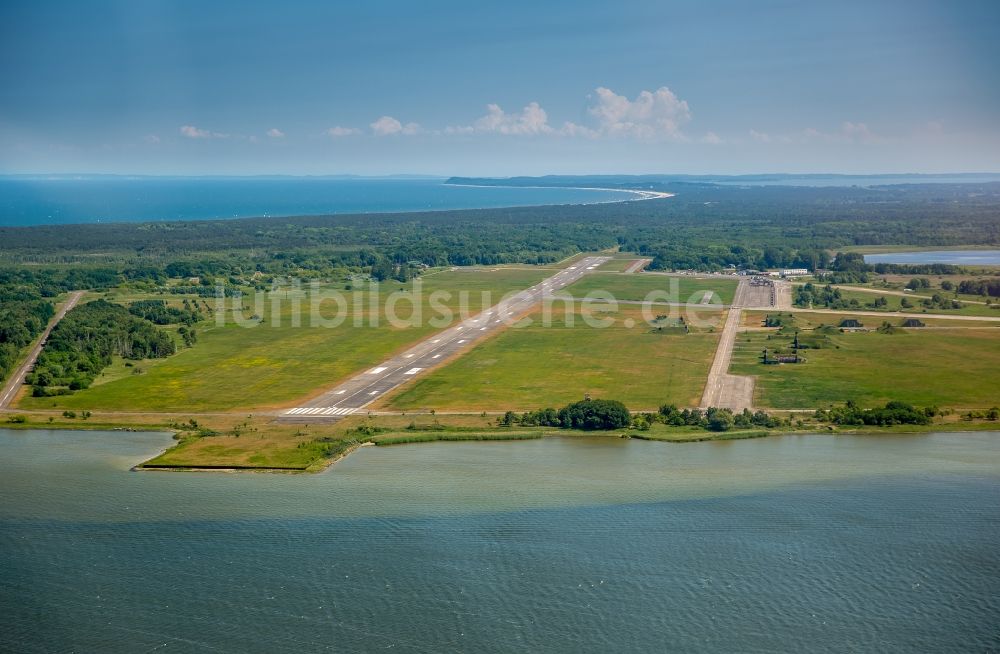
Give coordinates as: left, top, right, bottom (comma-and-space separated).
28, 300, 177, 395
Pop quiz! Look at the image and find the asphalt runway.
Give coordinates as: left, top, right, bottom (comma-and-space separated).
278, 256, 610, 422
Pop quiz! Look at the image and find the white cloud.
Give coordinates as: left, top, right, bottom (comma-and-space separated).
370, 115, 420, 136
179, 125, 228, 139
327, 126, 361, 137
559, 121, 599, 139
266, 128, 285, 138
143, 134, 160, 144
840, 121, 876, 143
587, 86, 692, 140
702, 131, 723, 144
474, 102, 554, 135
749, 129, 771, 143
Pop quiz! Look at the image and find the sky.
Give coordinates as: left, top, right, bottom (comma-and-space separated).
1, 0, 999, 176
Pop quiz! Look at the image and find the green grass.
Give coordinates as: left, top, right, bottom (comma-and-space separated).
731, 316, 1000, 409
805, 286, 1000, 317
561, 273, 737, 305
383, 305, 721, 411
16, 267, 555, 413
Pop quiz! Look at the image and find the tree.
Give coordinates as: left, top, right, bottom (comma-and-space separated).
706, 407, 735, 431
558, 399, 630, 430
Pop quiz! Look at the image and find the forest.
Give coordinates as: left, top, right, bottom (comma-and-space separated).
27, 300, 177, 395
1, 183, 998, 279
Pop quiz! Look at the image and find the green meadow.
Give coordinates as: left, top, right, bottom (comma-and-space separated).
15, 267, 554, 413
561, 273, 737, 305
731, 311, 1000, 409
383, 304, 722, 411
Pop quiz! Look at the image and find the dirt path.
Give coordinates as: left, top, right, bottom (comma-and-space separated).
0, 291, 85, 409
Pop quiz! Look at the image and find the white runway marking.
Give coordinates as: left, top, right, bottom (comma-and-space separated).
285, 406, 356, 417
335, 390, 346, 394
432, 339, 441, 343
479, 327, 487, 331
458, 339, 467, 343
368, 366, 387, 374
369, 390, 379, 395
432, 354, 441, 359
404, 353, 414, 358
404, 367, 422, 375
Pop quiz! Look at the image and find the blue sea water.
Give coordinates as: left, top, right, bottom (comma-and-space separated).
0, 178, 638, 226
1, 429, 998, 652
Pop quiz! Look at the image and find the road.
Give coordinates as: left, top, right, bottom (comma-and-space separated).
699, 279, 759, 411
278, 257, 611, 422
816, 283, 989, 305
0, 291, 85, 409
622, 258, 652, 274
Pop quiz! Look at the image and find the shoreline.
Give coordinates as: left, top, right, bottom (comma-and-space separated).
444, 182, 675, 203
5, 420, 997, 473
0, 182, 674, 229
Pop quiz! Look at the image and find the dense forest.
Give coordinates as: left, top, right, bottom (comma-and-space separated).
1, 183, 998, 280
0, 286, 54, 384
27, 300, 177, 395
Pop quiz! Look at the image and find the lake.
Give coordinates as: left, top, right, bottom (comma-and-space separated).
0, 178, 638, 226
864, 250, 1000, 265
1, 428, 998, 652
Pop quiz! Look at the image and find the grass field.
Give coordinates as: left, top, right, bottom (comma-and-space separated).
731, 311, 1000, 409
382, 304, 722, 411
15, 266, 555, 413
797, 284, 1000, 317
561, 273, 737, 305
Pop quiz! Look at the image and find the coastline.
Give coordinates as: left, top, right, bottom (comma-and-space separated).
444, 182, 675, 204
6, 418, 997, 473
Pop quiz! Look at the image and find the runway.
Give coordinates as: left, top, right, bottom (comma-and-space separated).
278, 256, 610, 422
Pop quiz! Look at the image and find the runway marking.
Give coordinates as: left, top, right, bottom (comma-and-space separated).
369, 390, 379, 395
404, 353, 414, 358
432, 339, 441, 343
479, 327, 487, 331
285, 406, 356, 416
335, 390, 346, 394
321, 407, 355, 416
458, 339, 467, 343
432, 354, 441, 359
368, 366, 387, 374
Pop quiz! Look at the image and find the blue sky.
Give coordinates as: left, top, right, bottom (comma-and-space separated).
1, 0, 998, 175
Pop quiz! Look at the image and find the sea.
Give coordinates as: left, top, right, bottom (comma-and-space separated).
1, 428, 998, 652
0, 177, 637, 227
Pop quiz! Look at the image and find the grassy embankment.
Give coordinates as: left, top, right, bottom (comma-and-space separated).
732, 310, 1000, 409
14, 266, 553, 414
383, 303, 722, 412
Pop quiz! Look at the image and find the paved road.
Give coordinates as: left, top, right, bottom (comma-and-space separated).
788, 307, 1000, 322
278, 257, 611, 422
699, 279, 770, 411
0, 291, 85, 409
815, 283, 989, 306
623, 258, 652, 274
